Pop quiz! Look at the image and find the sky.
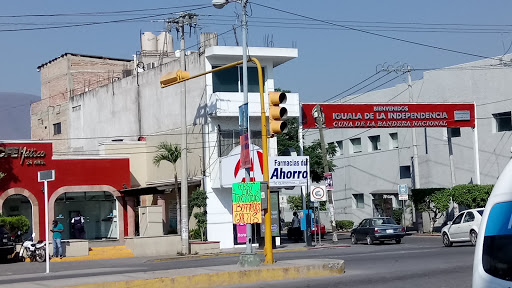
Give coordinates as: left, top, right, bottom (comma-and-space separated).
2, 0, 512, 103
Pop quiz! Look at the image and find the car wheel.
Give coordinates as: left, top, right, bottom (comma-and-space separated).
321, 233, 325, 239
366, 235, 374, 245
395, 238, 402, 244
470, 230, 478, 246
351, 234, 358, 245
442, 233, 453, 247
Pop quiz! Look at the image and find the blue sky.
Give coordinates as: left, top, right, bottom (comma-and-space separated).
2, 1, 512, 102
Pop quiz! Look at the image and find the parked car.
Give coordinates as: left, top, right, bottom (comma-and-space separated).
441, 208, 484, 247
286, 222, 326, 240
351, 217, 405, 245
0, 224, 15, 262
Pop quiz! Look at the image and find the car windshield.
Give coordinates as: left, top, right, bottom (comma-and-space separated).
372, 218, 397, 226
482, 202, 512, 281
477, 209, 484, 216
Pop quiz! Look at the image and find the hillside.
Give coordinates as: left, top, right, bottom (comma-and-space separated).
0, 92, 40, 140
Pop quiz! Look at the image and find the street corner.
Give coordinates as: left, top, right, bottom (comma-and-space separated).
63, 259, 345, 288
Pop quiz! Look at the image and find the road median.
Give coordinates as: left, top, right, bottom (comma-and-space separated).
61, 259, 344, 288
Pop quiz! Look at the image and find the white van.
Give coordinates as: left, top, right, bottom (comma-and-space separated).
472, 160, 512, 287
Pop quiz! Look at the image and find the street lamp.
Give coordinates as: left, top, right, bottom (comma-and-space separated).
212, 0, 258, 265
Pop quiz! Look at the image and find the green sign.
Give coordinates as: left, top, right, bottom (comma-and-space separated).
232, 182, 261, 203
232, 182, 262, 224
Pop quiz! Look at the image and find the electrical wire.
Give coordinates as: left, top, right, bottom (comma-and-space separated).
322, 71, 382, 103
251, 3, 497, 60
0, 5, 211, 32
0, 5, 209, 18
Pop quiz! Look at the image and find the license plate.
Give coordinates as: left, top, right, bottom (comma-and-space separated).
386, 229, 393, 234
2, 239, 7, 243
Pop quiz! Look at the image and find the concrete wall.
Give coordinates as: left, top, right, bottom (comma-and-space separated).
125, 235, 181, 257
312, 55, 512, 231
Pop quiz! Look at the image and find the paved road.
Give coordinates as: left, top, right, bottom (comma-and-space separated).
0, 235, 474, 287
236, 236, 475, 288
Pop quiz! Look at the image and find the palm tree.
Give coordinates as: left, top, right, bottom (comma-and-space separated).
153, 142, 182, 235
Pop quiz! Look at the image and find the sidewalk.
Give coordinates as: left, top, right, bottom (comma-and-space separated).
6, 258, 345, 288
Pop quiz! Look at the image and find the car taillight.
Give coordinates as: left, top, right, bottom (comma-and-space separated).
400, 227, 405, 232
375, 229, 380, 233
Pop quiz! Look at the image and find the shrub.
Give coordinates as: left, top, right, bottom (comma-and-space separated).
0, 215, 30, 235
392, 208, 403, 225
335, 220, 354, 231
189, 228, 202, 240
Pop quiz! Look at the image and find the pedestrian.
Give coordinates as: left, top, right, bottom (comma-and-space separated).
292, 212, 301, 242
50, 219, 64, 259
71, 212, 86, 239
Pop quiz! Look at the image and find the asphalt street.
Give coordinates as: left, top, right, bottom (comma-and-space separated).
0, 235, 474, 287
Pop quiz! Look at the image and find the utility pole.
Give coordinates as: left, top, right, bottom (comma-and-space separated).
447, 127, 459, 216
312, 104, 338, 243
299, 104, 312, 246
170, 12, 198, 255
406, 67, 421, 189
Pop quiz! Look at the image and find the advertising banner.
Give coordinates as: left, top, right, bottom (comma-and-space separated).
232, 182, 262, 224
324, 172, 333, 190
269, 156, 310, 187
302, 103, 475, 129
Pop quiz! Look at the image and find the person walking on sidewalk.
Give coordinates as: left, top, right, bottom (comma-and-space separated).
292, 212, 301, 242
50, 219, 64, 259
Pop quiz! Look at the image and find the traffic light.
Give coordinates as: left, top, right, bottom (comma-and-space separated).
268, 91, 288, 135
160, 69, 190, 88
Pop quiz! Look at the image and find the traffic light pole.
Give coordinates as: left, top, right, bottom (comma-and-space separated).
160, 58, 274, 264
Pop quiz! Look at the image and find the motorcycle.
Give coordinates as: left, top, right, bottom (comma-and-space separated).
21, 233, 46, 263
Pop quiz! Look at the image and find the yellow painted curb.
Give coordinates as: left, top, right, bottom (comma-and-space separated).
65, 260, 345, 288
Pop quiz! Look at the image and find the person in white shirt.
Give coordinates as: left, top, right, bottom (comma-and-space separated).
291, 212, 301, 242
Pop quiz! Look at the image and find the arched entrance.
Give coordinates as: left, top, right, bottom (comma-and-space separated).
2, 194, 33, 239
0, 188, 39, 240
50, 186, 124, 240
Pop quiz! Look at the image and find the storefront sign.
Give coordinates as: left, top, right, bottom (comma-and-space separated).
269, 156, 309, 187
0, 146, 47, 166
220, 144, 264, 187
236, 224, 247, 243
302, 103, 475, 129
232, 182, 262, 224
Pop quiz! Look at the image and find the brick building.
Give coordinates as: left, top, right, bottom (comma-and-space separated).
31, 54, 133, 153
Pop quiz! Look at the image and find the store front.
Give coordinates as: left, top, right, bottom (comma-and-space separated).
0, 141, 130, 241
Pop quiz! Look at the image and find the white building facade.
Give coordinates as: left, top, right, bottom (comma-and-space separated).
306, 55, 512, 232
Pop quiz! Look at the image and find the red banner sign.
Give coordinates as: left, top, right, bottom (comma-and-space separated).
302, 103, 475, 129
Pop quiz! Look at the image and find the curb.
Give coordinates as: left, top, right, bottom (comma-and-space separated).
64, 259, 345, 288
408, 233, 442, 237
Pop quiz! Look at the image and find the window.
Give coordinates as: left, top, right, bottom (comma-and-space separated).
463, 211, 475, 223
448, 127, 461, 138
212, 66, 265, 93
476, 209, 484, 216
336, 140, 343, 156
482, 201, 512, 281
53, 122, 62, 135
493, 111, 512, 132
389, 132, 398, 149
399, 165, 411, 179
368, 135, 381, 151
353, 194, 364, 208
452, 213, 464, 225
218, 129, 262, 157
350, 138, 362, 154
359, 219, 369, 227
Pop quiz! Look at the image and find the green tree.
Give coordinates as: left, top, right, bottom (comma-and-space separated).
304, 140, 337, 183
276, 118, 300, 156
287, 195, 326, 211
153, 142, 182, 234
189, 188, 208, 241
416, 189, 451, 233
450, 184, 493, 209
0, 215, 30, 235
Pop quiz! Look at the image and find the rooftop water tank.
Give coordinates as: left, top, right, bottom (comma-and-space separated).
141, 32, 157, 52
157, 32, 173, 53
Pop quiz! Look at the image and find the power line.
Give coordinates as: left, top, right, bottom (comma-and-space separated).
322, 71, 382, 103
0, 5, 209, 18
252, 3, 497, 60
0, 5, 210, 32
341, 73, 405, 103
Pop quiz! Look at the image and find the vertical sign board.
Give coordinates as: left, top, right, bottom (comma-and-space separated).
398, 184, 408, 201
324, 172, 333, 190
38, 169, 55, 274
232, 182, 262, 224
239, 103, 251, 169
261, 193, 280, 236
236, 224, 247, 243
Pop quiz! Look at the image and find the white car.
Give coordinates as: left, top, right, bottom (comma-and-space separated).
441, 208, 485, 247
